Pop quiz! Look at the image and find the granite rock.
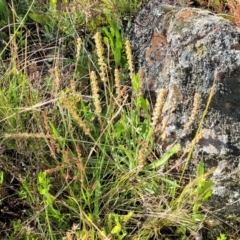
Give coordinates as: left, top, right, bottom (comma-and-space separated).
129, 0, 240, 218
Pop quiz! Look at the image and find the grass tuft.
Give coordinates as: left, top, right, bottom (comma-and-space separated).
0, 0, 233, 239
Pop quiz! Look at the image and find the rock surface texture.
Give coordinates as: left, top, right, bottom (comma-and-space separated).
129, 0, 240, 218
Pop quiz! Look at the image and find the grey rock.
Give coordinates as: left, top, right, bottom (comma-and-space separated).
129, 0, 240, 218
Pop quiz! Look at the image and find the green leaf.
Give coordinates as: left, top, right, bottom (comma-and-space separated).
199, 181, 213, 200
161, 177, 179, 188
38, 172, 46, 185
114, 48, 121, 65
103, 36, 109, 46
192, 213, 205, 222
146, 144, 181, 169
122, 211, 134, 222
0, 171, 4, 184
139, 97, 150, 114
115, 30, 122, 49
0, 19, 5, 27
111, 223, 121, 235
217, 234, 227, 240
49, 205, 61, 219
38, 186, 48, 195
48, 120, 60, 138
102, 27, 114, 50
132, 74, 140, 91
143, 184, 155, 194
110, 26, 115, 38
0, 0, 9, 22
197, 161, 204, 177
114, 121, 124, 137
28, 13, 50, 25
192, 202, 201, 214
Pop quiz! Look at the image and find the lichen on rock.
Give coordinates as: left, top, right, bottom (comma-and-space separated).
129, 0, 240, 219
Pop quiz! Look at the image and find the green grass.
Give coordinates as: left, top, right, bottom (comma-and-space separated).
0, 0, 235, 239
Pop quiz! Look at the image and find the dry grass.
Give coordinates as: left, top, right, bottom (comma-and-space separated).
228, 0, 240, 27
